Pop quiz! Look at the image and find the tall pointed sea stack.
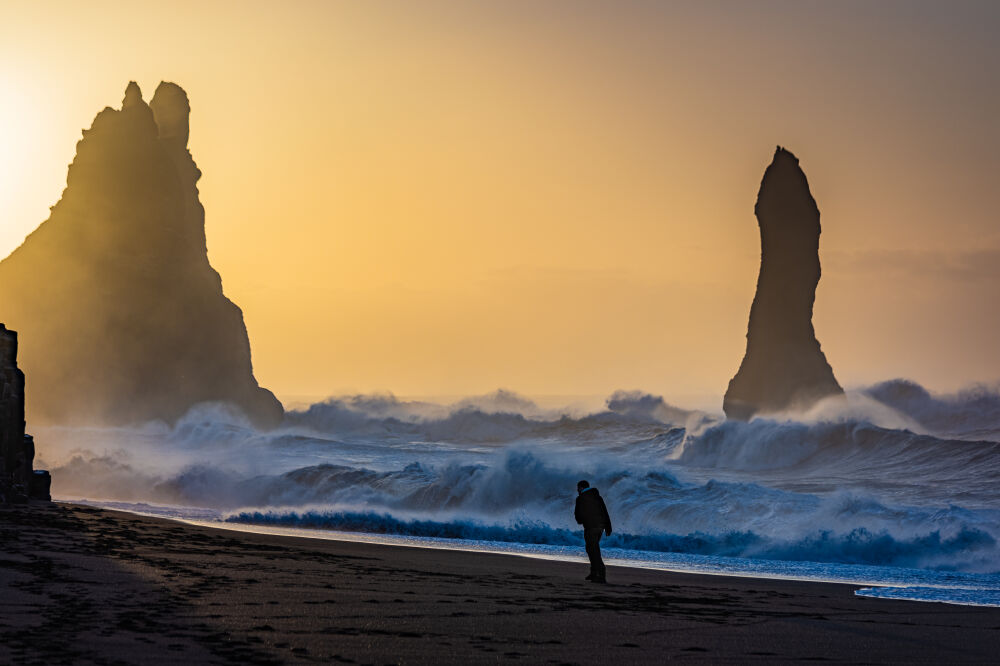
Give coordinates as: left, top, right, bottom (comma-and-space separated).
0, 82, 283, 427
723, 147, 842, 419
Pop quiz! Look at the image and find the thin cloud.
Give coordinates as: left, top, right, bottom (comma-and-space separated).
824, 248, 1000, 282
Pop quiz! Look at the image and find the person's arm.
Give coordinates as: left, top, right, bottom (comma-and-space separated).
574, 497, 583, 525
601, 496, 612, 535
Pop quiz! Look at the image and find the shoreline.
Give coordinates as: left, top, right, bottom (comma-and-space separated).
68, 498, 1000, 608
3, 501, 1000, 663
187, 519, 1000, 605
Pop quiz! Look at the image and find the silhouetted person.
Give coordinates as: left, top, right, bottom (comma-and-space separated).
574, 479, 612, 583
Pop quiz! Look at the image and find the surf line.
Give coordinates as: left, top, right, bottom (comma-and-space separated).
61, 501, 1000, 608
184, 519, 1000, 608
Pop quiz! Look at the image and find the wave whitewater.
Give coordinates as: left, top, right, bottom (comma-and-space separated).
226, 507, 996, 571
41, 381, 1000, 575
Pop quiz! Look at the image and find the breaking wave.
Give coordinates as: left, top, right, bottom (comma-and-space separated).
225, 508, 996, 571
39, 382, 1000, 575
864, 379, 1000, 441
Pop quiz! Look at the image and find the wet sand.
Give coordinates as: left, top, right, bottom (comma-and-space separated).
1, 502, 998, 664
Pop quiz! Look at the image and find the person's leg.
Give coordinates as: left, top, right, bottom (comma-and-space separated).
593, 530, 606, 582
584, 529, 597, 578
584, 528, 605, 582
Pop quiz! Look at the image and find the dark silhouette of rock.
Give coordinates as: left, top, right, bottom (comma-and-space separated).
724, 147, 843, 419
24, 436, 51, 501
0, 82, 282, 428
0, 324, 48, 502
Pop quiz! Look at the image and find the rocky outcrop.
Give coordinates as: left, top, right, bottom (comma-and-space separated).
724, 147, 843, 419
0, 324, 49, 502
0, 82, 282, 428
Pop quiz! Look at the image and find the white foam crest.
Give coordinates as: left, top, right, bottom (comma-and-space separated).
33, 382, 1000, 575
751, 390, 927, 433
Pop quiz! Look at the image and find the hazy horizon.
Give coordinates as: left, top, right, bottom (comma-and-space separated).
3, 0, 999, 404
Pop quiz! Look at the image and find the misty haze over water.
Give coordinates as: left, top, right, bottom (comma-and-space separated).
39, 380, 1000, 606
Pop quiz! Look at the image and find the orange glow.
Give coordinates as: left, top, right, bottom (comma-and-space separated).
2, 1, 998, 406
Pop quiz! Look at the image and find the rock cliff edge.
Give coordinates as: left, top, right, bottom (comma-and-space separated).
0, 324, 49, 501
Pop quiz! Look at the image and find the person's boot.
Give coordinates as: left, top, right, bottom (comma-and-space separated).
585, 572, 595, 581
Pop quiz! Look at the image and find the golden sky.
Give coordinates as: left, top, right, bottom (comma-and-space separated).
2, 1, 998, 407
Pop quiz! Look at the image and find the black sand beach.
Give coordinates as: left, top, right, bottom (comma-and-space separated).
2, 502, 999, 664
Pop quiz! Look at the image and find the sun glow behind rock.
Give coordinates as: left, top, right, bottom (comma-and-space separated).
1, 1, 999, 403
0, 70, 51, 254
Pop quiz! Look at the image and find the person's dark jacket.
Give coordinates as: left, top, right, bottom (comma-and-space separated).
575, 487, 612, 534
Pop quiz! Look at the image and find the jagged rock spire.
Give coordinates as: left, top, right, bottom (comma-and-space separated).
122, 81, 143, 108
150, 82, 190, 146
0, 82, 283, 428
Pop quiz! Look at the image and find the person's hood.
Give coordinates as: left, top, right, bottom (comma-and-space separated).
580, 487, 599, 495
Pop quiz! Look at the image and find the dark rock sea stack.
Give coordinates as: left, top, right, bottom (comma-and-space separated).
0, 82, 283, 428
0, 324, 49, 502
723, 147, 843, 419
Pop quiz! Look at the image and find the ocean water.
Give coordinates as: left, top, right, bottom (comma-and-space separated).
40, 381, 1000, 607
